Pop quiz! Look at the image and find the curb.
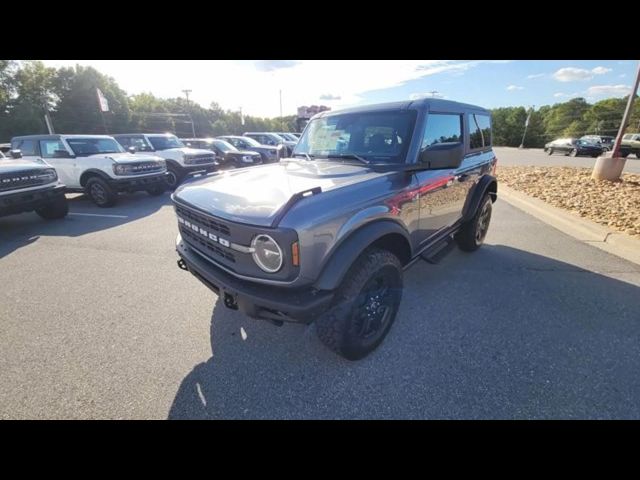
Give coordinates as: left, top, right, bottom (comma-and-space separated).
499, 185, 640, 266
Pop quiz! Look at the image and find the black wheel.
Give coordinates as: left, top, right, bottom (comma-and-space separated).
165, 165, 182, 190
315, 248, 403, 360
35, 195, 69, 220
569, 148, 578, 157
146, 183, 166, 196
85, 177, 117, 207
620, 152, 630, 158
547, 148, 553, 155
455, 194, 493, 252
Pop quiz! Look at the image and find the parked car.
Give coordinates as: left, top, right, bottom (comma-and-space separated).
216, 135, 282, 163
1, 149, 68, 220
11, 135, 168, 207
173, 98, 497, 360
620, 133, 640, 158
182, 138, 262, 169
581, 135, 615, 152
0, 143, 11, 155
545, 138, 603, 157
274, 132, 300, 142
113, 133, 218, 190
243, 132, 297, 157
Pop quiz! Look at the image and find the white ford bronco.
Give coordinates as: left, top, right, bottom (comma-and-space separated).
113, 133, 218, 189
10, 134, 169, 207
0, 149, 68, 220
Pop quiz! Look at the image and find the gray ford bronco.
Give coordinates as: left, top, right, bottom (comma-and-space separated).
173, 99, 497, 360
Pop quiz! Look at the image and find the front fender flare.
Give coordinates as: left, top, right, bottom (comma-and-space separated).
313, 220, 411, 291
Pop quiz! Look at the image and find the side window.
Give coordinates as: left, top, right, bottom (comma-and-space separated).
14, 139, 37, 156
421, 113, 463, 150
469, 114, 491, 150
131, 137, 151, 151
39, 139, 66, 158
116, 136, 131, 148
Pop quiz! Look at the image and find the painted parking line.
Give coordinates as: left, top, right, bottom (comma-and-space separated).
69, 212, 129, 219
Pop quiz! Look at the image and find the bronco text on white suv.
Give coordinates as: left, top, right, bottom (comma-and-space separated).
113, 133, 218, 190
0, 149, 68, 220
11, 135, 168, 207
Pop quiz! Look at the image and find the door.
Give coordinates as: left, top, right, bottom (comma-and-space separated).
39, 139, 79, 187
416, 112, 468, 243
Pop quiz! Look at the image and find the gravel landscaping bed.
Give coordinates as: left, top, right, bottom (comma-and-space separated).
497, 166, 640, 237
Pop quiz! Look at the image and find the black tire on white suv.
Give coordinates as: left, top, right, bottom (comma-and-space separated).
35, 195, 69, 220
85, 177, 117, 207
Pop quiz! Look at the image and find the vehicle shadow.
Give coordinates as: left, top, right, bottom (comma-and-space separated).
0, 191, 172, 258
168, 244, 640, 420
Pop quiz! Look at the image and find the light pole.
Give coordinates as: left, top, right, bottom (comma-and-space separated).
593, 60, 640, 180
182, 89, 196, 137
519, 105, 534, 149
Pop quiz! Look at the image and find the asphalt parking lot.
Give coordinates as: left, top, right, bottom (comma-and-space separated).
2, 161, 640, 419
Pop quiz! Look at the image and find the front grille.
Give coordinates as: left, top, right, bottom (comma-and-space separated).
175, 205, 231, 236
175, 204, 235, 264
128, 162, 164, 174
0, 169, 54, 192
186, 154, 216, 165
181, 227, 236, 263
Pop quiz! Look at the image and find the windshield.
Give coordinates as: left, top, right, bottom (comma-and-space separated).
293, 110, 417, 164
66, 137, 125, 156
238, 136, 262, 147
147, 135, 185, 150
213, 140, 237, 152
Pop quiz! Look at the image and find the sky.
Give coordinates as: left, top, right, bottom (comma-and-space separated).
41, 60, 639, 118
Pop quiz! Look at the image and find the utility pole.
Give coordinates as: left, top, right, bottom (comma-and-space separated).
519, 105, 534, 149
279, 90, 283, 130
182, 89, 196, 137
44, 111, 55, 134
593, 60, 640, 180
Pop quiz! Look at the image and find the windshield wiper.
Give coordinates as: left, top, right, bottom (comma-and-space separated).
293, 152, 314, 160
326, 153, 370, 164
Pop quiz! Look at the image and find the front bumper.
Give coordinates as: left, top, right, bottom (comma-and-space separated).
0, 184, 66, 217
108, 172, 169, 192
176, 235, 334, 324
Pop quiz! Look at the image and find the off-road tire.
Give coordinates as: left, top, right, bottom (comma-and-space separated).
35, 195, 69, 220
315, 248, 403, 360
455, 194, 492, 252
85, 177, 117, 208
547, 148, 553, 155
166, 165, 182, 191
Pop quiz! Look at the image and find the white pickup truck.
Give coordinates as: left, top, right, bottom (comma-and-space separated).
112, 133, 218, 189
10, 134, 169, 207
0, 149, 68, 219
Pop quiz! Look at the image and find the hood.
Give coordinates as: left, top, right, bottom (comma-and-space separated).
89, 152, 163, 164
173, 159, 387, 226
0, 157, 53, 174
227, 149, 261, 156
162, 147, 214, 156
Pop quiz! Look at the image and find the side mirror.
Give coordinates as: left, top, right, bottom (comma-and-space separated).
419, 142, 464, 169
128, 146, 137, 154
10, 149, 22, 159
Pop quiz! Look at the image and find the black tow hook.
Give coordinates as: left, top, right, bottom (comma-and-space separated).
224, 292, 239, 310
177, 258, 188, 271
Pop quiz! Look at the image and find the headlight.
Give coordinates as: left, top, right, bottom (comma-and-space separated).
241, 155, 253, 163
251, 234, 283, 273
113, 164, 128, 175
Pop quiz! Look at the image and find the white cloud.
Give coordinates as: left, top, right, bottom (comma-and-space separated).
41, 60, 486, 118
319, 93, 341, 101
506, 85, 524, 91
527, 73, 545, 79
619, 73, 627, 78
553, 93, 566, 98
586, 84, 631, 98
553, 92, 581, 99
553, 66, 612, 82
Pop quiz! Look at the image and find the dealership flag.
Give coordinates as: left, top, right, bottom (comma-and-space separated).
96, 88, 109, 112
